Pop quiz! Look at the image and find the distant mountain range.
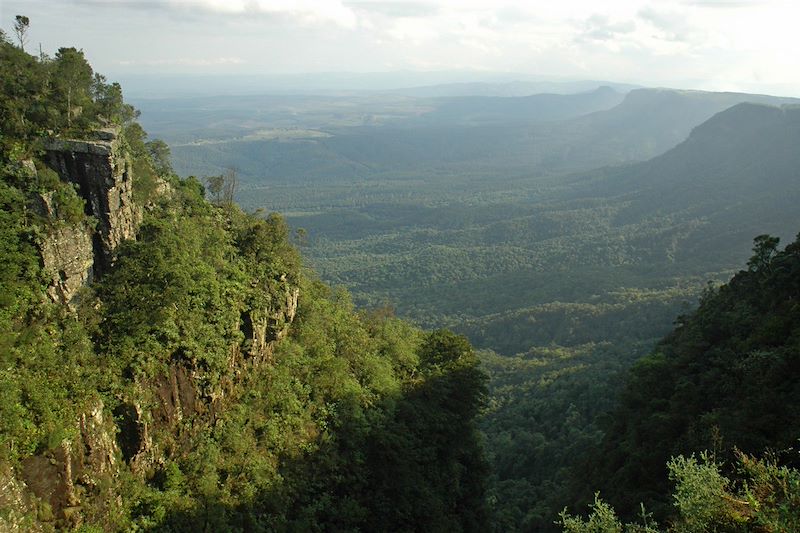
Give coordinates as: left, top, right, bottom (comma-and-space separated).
120, 73, 638, 98
410, 86, 626, 125
543, 88, 800, 171
568, 102, 800, 265
151, 86, 800, 184
380, 80, 639, 98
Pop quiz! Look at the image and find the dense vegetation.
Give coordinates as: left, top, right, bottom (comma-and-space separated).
0, 26, 144, 466
185, 96, 799, 531
560, 233, 800, 532
580, 233, 800, 523
0, 29, 489, 531
561, 450, 800, 533
132, 67, 800, 531
97, 187, 490, 531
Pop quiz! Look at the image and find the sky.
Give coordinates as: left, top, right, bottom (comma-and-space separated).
2, 0, 799, 96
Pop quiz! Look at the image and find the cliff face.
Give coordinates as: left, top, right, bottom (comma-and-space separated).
45, 129, 142, 270
243, 276, 300, 364
19, 400, 119, 530
117, 276, 301, 478
30, 190, 95, 307
8, 132, 303, 529
38, 128, 142, 305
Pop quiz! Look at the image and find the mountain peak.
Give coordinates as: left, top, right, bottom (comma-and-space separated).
687, 101, 793, 142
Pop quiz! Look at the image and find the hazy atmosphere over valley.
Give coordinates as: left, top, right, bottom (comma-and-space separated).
5, 0, 800, 96
2, 1, 800, 532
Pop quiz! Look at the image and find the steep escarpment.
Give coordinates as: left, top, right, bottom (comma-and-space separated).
1, 161, 309, 528
26, 128, 146, 306
1, 35, 490, 532
4, 164, 489, 531
94, 189, 306, 483
31, 196, 95, 307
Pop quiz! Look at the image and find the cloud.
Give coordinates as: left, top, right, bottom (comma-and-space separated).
578, 14, 636, 42
478, 6, 541, 30
72, 0, 361, 28
9, 0, 800, 96
638, 6, 698, 43
71, 0, 172, 10
174, 0, 359, 28
345, 1, 439, 18
682, 0, 765, 7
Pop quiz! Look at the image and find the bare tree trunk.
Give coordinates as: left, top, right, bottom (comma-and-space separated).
223, 167, 238, 205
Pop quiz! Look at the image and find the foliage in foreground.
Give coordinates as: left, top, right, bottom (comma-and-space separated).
561, 450, 800, 533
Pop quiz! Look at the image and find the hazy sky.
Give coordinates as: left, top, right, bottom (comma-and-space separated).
2, 0, 799, 95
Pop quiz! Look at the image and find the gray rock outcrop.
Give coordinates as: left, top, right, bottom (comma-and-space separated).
45, 127, 142, 274
33, 128, 143, 304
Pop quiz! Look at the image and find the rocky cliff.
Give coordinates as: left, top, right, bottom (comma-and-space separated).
4, 131, 303, 530
33, 128, 142, 305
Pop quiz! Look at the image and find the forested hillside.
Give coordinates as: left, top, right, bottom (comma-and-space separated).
479, 102, 800, 531
0, 32, 489, 531
587, 232, 800, 518
278, 100, 800, 357
560, 233, 800, 532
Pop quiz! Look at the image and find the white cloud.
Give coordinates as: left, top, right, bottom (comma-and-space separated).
345, 1, 440, 18
171, 0, 360, 28
578, 14, 637, 42
682, 0, 766, 7
638, 6, 702, 43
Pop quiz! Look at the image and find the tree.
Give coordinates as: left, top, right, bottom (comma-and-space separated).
747, 234, 779, 273
146, 139, 173, 177
561, 452, 800, 532
559, 494, 626, 533
222, 167, 238, 205
204, 168, 238, 205
205, 175, 225, 204
52, 47, 94, 130
92, 74, 137, 124
13, 15, 29, 51
419, 328, 474, 372
0, 33, 51, 150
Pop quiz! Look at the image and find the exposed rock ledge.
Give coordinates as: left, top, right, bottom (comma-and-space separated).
32, 128, 143, 305
45, 128, 142, 274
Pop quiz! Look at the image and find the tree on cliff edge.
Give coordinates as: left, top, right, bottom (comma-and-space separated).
52, 47, 94, 130
13, 15, 29, 51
